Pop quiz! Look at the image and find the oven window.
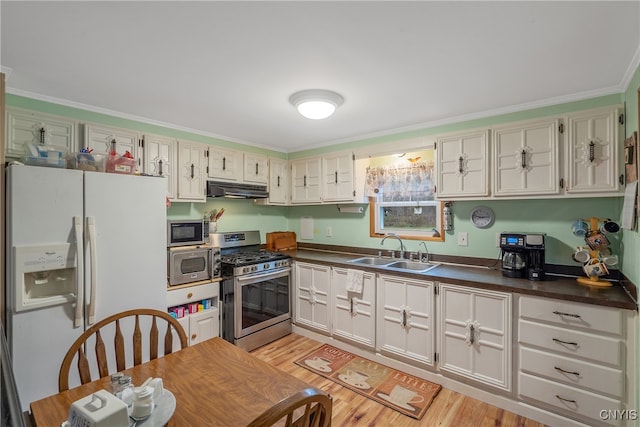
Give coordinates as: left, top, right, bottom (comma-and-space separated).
241, 275, 289, 329
180, 257, 206, 274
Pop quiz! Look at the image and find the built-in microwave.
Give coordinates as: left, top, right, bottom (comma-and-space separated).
167, 219, 210, 247
167, 246, 221, 286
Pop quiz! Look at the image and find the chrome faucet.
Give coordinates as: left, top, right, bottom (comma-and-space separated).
418, 241, 430, 262
381, 234, 405, 258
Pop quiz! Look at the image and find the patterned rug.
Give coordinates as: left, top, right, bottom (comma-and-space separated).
295, 344, 441, 420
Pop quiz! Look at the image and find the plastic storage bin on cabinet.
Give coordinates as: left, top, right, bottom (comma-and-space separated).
68, 152, 106, 172
106, 154, 136, 174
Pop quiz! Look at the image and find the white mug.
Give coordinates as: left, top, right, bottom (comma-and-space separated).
572, 246, 590, 263
388, 385, 424, 405
345, 370, 369, 386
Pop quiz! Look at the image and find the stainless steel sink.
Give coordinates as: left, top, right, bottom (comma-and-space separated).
347, 257, 438, 273
348, 257, 394, 266
385, 260, 438, 272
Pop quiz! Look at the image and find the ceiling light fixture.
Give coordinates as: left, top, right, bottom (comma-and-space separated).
289, 89, 344, 120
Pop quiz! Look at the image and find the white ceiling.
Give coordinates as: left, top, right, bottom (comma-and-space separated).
2, 1, 639, 153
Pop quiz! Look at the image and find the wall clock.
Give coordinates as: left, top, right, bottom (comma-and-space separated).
470, 206, 495, 229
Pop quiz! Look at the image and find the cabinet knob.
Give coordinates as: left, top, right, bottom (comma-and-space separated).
187, 292, 193, 298
191, 334, 197, 340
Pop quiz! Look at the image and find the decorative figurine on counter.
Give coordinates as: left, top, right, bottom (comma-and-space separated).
571, 216, 620, 287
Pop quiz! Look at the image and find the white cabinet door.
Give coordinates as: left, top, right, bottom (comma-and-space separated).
266, 158, 289, 205
436, 130, 490, 198
322, 152, 355, 201
84, 123, 142, 173
332, 268, 375, 349
143, 133, 177, 200
243, 153, 269, 184
208, 147, 243, 182
293, 262, 331, 333
377, 274, 434, 367
189, 309, 219, 345
291, 158, 322, 203
565, 107, 622, 194
492, 118, 560, 196
438, 283, 512, 391
177, 140, 207, 202
6, 107, 78, 158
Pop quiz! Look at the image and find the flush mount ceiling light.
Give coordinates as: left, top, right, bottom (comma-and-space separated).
289, 89, 344, 120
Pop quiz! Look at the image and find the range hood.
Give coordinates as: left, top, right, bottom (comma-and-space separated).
206, 180, 269, 199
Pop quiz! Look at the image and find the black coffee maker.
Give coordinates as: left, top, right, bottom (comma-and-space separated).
500, 233, 546, 280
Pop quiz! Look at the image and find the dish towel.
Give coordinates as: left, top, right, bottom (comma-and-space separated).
346, 269, 364, 293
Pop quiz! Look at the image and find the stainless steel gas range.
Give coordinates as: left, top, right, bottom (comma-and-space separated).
210, 231, 292, 351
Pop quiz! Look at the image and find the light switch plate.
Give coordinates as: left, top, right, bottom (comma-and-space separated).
458, 232, 468, 246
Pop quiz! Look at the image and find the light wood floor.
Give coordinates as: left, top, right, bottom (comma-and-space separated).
251, 333, 548, 427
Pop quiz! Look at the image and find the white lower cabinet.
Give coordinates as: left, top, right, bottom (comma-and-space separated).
376, 274, 435, 368
293, 262, 331, 333
517, 295, 629, 426
437, 283, 511, 391
167, 282, 220, 347
331, 268, 375, 349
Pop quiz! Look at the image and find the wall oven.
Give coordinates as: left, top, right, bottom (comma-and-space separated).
167, 246, 221, 286
213, 231, 292, 351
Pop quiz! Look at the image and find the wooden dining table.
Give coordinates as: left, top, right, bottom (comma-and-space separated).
30, 337, 314, 426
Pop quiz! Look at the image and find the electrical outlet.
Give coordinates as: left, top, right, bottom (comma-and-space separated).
326, 226, 333, 237
458, 232, 468, 246
496, 232, 501, 248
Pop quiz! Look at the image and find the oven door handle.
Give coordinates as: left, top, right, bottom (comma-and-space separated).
235, 267, 291, 284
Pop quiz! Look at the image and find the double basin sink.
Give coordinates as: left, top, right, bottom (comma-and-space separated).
347, 256, 438, 273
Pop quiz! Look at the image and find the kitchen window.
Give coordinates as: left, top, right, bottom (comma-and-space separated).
365, 150, 444, 241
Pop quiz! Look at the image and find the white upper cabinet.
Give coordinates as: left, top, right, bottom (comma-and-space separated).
291, 157, 322, 203
6, 107, 78, 158
266, 157, 289, 205
322, 152, 355, 202
84, 123, 142, 173
492, 118, 560, 197
564, 107, 622, 194
177, 140, 207, 202
143, 133, 177, 200
243, 152, 269, 185
207, 146, 243, 182
436, 130, 490, 198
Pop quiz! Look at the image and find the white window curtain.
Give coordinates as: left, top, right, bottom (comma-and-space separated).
365, 161, 435, 202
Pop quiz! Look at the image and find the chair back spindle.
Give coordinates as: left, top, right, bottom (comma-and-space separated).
59, 308, 187, 392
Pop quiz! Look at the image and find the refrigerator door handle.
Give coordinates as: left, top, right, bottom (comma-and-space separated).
87, 216, 98, 325
73, 216, 84, 328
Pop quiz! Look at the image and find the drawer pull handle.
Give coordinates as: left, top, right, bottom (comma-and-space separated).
554, 366, 580, 376
553, 310, 581, 318
187, 292, 193, 298
555, 395, 577, 404
553, 338, 578, 346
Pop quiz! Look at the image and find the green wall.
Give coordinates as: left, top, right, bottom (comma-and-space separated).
5, 90, 633, 271
621, 65, 640, 286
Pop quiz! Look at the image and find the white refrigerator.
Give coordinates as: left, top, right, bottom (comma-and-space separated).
5, 164, 167, 410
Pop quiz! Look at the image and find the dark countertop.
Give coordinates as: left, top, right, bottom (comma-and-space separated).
284, 248, 637, 311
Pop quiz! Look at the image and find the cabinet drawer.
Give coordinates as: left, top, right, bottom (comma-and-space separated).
519, 372, 620, 425
519, 296, 622, 335
167, 282, 219, 307
519, 320, 622, 366
520, 347, 623, 398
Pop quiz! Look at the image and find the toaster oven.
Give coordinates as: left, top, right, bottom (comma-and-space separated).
167, 246, 221, 286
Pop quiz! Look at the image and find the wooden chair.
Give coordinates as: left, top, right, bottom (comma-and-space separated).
247, 387, 332, 427
58, 308, 188, 392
